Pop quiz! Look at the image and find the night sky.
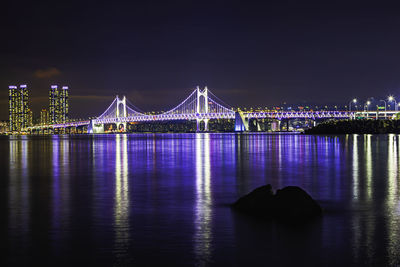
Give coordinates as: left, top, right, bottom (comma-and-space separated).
2, 1, 400, 119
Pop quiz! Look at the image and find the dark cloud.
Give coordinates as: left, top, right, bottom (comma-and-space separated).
70, 95, 114, 101
33, 68, 61, 79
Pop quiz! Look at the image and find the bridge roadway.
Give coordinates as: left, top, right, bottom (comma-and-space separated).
27, 110, 400, 132
27, 110, 365, 131
91, 110, 355, 125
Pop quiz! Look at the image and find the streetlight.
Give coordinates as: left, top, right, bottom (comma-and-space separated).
379, 100, 387, 119
365, 100, 371, 112
388, 95, 397, 111
349, 98, 357, 112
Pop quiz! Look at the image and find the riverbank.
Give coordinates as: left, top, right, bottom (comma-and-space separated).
305, 119, 400, 134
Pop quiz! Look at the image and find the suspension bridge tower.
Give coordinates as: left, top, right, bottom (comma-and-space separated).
196, 86, 209, 131
116, 95, 127, 132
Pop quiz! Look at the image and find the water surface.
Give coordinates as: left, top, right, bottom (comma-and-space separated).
2, 133, 400, 266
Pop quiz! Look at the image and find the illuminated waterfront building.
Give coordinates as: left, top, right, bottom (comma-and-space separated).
8, 84, 29, 132
0, 121, 7, 133
40, 109, 49, 125
27, 108, 33, 127
49, 85, 58, 123
49, 85, 69, 123
8, 86, 18, 131
59, 86, 69, 123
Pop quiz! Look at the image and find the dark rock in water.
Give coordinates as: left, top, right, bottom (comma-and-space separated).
232, 184, 275, 218
232, 184, 322, 223
274, 186, 322, 223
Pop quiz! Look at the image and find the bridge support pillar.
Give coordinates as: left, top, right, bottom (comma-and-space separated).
204, 119, 209, 131
89, 120, 105, 134
270, 120, 280, 131
196, 119, 209, 132
249, 119, 262, 132
258, 120, 262, 131
235, 111, 249, 132
117, 122, 127, 132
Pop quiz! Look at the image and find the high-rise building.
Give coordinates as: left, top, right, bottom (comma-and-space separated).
49, 85, 58, 124
49, 85, 69, 124
40, 109, 49, 125
59, 86, 69, 123
9, 85, 18, 132
0, 121, 7, 133
9, 84, 30, 132
27, 108, 33, 127
20, 85, 29, 128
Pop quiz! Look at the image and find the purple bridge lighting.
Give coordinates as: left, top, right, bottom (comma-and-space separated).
28, 86, 395, 133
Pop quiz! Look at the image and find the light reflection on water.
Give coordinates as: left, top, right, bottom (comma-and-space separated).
386, 134, 400, 266
2, 133, 400, 266
51, 136, 71, 255
352, 135, 359, 200
114, 134, 130, 265
194, 133, 212, 265
8, 136, 30, 252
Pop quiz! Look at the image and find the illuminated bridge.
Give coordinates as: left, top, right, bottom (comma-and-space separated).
27, 87, 398, 133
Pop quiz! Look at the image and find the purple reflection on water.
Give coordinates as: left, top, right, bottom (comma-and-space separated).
7, 136, 30, 260
2, 133, 400, 266
194, 134, 212, 264
52, 136, 60, 230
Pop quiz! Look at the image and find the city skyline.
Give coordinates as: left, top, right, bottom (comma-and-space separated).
2, 1, 400, 120
21, 86, 399, 135
5, 82, 400, 128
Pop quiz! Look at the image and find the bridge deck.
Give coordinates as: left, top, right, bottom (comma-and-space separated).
25, 111, 398, 131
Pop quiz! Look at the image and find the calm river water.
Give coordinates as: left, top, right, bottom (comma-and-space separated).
1, 133, 400, 266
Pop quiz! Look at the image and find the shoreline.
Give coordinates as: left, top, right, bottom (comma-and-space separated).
1, 131, 303, 136
305, 119, 400, 134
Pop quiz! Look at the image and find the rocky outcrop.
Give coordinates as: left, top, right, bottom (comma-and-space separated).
232, 185, 322, 223
232, 184, 275, 218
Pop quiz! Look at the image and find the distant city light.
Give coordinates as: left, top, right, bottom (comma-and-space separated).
11, 84, 400, 133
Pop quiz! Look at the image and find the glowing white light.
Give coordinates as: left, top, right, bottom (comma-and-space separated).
365, 135, 372, 200
352, 135, 359, 200
114, 134, 129, 260
194, 133, 212, 262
